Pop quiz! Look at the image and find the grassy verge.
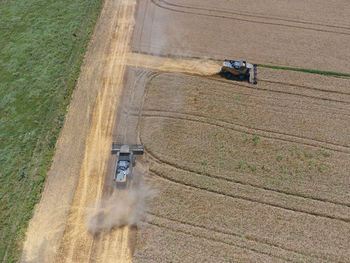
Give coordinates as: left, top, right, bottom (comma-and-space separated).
0, 0, 103, 261
259, 64, 350, 78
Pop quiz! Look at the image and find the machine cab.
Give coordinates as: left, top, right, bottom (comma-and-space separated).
111, 143, 144, 189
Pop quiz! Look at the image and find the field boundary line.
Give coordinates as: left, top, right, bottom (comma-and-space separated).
207, 76, 350, 105
259, 64, 350, 78
130, 49, 350, 78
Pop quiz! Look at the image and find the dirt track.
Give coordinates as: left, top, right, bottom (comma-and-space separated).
22, 0, 350, 262
22, 0, 137, 262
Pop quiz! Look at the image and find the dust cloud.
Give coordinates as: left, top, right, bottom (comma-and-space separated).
86, 177, 155, 234
126, 53, 221, 76
21, 238, 52, 263
21, 224, 63, 263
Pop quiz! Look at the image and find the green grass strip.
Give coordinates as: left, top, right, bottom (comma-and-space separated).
259, 64, 350, 78
0, 0, 104, 262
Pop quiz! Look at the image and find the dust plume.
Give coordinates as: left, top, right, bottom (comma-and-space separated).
126, 52, 221, 76
86, 177, 155, 234
21, 223, 64, 263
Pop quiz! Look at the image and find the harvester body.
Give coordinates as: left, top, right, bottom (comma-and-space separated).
220, 59, 257, 84
111, 143, 144, 189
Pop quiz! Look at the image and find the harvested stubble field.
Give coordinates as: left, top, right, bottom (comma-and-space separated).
134, 70, 350, 262
132, 0, 350, 73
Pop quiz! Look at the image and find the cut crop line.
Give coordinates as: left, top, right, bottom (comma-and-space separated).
131, 49, 350, 78
146, 212, 335, 263
159, 0, 350, 31
209, 76, 350, 105
259, 65, 350, 78
141, 110, 350, 154
119, 70, 149, 142
211, 77, 350, 100
151, 0, 350, 36
260, 79, 350, 96
145, 150, 350, 223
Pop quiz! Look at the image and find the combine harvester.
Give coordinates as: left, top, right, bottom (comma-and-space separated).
220, 59, 257, 84
111, 143, 144, 189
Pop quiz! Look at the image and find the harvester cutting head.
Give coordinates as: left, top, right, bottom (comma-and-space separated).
220, 59, 257, 84
111, 143, 144, 189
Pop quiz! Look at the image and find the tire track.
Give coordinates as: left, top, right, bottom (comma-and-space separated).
131, 45, 350, 83
145, 72, 350, 119
144, 146, 350, 208
130, 46, 350, 81
209, 75, 350, 106
160, 0, 350, 31
118, 71, 159, 121
144, 221, 293, 262
55, 0, 136, 262
141, 110, 350, 154
119, 70, 148, 142
190, 86, 350, 120
145, 212, 333, 263
147, 174, 348, 262
138, 76, 350, 209
133, 64, 350, 117
205, 76, 350, 107
151, 0, 350, 36
128, 51, 350, 106
134, 107, 350, 208
144, 216, 296, 262
89, 1, 138, 261
260, 79, 350, 97
145, 149, 350, 223
225, 90, 350, 118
